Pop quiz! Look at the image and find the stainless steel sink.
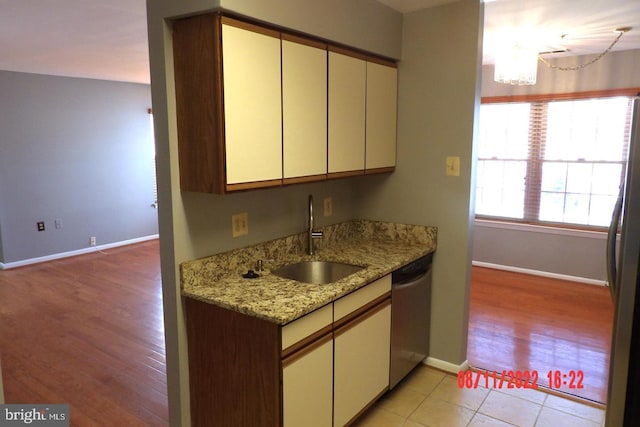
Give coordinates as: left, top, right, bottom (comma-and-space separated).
272, 260, 364, 285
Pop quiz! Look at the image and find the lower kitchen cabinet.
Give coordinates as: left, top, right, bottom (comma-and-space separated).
334, 296, 391, 426
333, 302, 391, 426
283, 335, 333, 427
185, 275, 391, 426
185, 298, 281, 427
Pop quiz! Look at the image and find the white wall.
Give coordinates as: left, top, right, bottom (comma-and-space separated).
482, 48, 640, 96
474, 49, 640, 282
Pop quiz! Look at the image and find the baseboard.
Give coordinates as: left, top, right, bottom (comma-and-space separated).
423, 357, 469, 374
0, 235, 159, 270
472, 261, 607, 287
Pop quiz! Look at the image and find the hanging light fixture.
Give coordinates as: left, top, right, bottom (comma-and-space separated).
494, 43, 538, 85
494, 27, 631, 86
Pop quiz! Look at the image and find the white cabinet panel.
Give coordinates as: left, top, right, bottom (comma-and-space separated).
282, 303, 332, 351
282, 39, 327, 179
222, 24, 282, 184
283, 337, 333, 427
328, 51, 366, 174
366, 62, 397, 170
334, 275, 391, 321
334, 302, 391, 426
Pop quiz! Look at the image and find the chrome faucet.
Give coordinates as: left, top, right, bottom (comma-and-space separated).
307, 194, 324, 255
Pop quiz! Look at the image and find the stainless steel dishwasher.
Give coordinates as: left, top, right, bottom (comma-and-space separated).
389, 252, 433, 389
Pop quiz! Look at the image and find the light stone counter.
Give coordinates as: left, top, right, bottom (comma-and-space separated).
181, 220, 437, 325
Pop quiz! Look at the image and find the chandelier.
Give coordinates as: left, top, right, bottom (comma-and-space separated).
494, 27, 631, 86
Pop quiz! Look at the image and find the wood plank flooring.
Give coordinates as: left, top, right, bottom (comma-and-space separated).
0, 241, 168, 426
468, 266, 614, 404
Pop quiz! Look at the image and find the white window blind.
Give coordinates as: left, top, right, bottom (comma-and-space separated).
476, 95, 633, 228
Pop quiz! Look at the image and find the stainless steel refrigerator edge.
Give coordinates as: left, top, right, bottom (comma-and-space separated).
606, 95, 640, 427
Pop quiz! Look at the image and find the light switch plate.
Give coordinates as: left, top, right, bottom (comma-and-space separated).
232, 212, 249, 237
446, 156, 461, 177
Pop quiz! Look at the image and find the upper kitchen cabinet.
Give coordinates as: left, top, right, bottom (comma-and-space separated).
222, 21, 283, 188
173, 14, 283, 193
282, 35, 328, 184
328, 49, 367, 176
172, 12, 397, 193
328, 48, 398, 178
365, 61, 398, 172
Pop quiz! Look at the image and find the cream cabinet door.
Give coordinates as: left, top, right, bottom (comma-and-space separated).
222, 23, 282, 185
283, 336, 333, 427
282, 38, 327, 180
366, 62, 397, 170
334, 302, 391, 426
328, 51, 366, 174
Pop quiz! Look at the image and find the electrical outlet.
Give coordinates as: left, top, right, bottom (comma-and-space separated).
231, 212, 249, 237
37, 221, 45, 231
54, 219, 62, 229
90, 236, 96, 246
324, 197, 333, 217
446, 156, 461, 177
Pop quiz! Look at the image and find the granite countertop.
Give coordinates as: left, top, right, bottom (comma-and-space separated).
181, 220, 437, 325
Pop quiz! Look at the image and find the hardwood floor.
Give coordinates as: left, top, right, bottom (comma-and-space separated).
468, 266, 614, 404
0, 240, 168, 426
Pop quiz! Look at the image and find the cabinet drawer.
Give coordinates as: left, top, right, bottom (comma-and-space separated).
282, 303, 333, 352
334, 275, 391, 322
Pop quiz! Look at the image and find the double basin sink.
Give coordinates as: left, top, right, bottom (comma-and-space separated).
272, 260, 364, 285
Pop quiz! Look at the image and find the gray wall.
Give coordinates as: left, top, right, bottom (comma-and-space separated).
473, 49, 640, 281
0, 70, 158, 265
148, 0, 482, 424
355, 0, 483, 368
474, 221, 608, 281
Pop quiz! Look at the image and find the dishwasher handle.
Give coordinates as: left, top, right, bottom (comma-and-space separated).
392, 270, 430, 289
392, 253, 433, 284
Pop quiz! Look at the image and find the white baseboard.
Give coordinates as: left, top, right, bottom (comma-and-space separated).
424, 357, 469, 374
0, 235, 159, 270
472, 261, 607, 287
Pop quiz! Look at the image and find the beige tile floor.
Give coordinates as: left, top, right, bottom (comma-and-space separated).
353, 366, 606, 427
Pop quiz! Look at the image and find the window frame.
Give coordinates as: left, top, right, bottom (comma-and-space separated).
477, 87, 640, 232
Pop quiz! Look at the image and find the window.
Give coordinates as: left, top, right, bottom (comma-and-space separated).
476, 95, 633, 228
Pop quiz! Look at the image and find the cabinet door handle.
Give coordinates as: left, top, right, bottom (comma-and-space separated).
282, 330, 333, 368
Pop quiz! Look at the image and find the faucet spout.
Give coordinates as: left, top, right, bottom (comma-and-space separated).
308, 194, 323, 255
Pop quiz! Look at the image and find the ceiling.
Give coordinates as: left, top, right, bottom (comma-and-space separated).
0, 0, 639, 84
0, 0, 149, 84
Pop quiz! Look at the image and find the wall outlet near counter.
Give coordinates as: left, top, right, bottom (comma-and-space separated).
324, 197, 333, 217
232, 212, 249, 237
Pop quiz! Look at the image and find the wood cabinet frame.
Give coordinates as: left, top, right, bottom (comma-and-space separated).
173, 13, 226, 193
185, 298, 282, 426
172, 12, 398, 194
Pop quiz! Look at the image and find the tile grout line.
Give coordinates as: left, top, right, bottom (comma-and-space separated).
403, 373, 445, 425
368, 367, 604, 427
